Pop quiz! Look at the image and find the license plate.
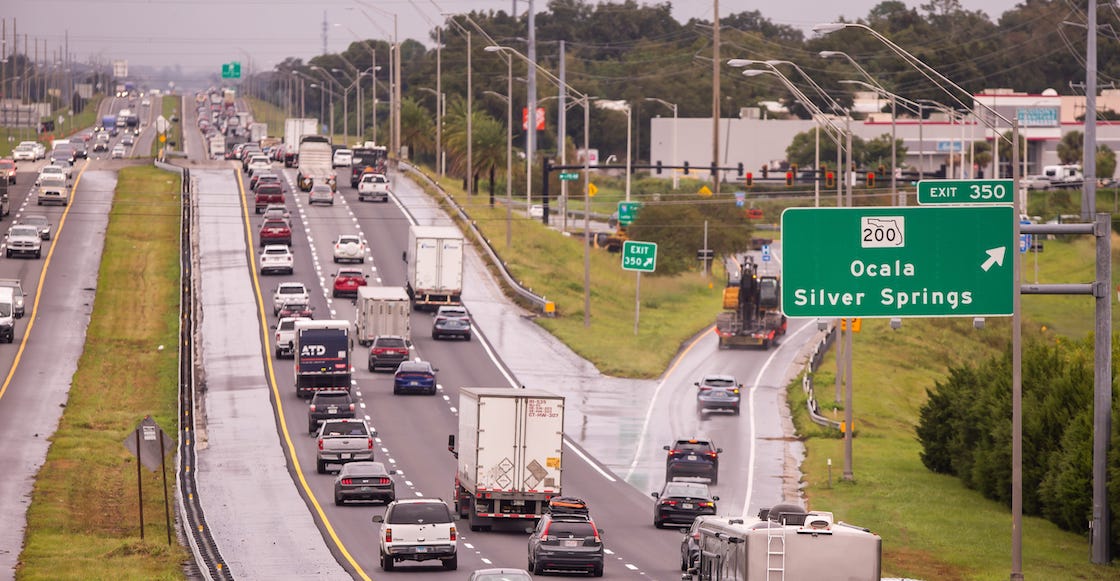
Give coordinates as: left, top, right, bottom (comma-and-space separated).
341, 453, 351, 460
563, 540, 579, 547
682, 503, 694, 509
360, 487, 372, 492
327, 406, 338, 413
687, 454, 697, 460
409, 381, 419, 386
415, 546, 428, 553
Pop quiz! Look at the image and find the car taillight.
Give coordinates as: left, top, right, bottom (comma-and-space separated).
590, 523, 601, 543
707, 452, 718, 458
698, 502, 714, 507
340, 478, 352, 485
668, 449, 680, 456
379, 477, 389, 484
449, 525, 457, 542
349, 403, 355, 411
384, 527, 392, 543
661, 499, 678, 506
691, 532, 700, 540
317, 438, 324, 451
309, 404, 317, 412
368, 437, 374, 449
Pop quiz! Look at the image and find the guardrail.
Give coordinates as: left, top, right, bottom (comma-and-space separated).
155, 162, 232, 579
801, 323, 843, 431
400, 162, 552, 314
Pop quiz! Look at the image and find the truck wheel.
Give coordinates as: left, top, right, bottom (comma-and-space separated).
442, 554, 457, 570
316, 459, 326, 474
380, 552, 394, 571
592, 564, 604, 577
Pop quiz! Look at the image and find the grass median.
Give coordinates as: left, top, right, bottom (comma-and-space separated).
17, 165, 186, 580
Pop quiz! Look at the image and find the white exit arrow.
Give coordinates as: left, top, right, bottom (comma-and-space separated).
980, 247, 1006, 272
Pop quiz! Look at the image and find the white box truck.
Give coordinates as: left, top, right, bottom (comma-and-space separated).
354, 286, 411, 346
448, 387, 565, 532
405, 225, 464, 311
283, 118, 318, 167
296, 135, 336, 191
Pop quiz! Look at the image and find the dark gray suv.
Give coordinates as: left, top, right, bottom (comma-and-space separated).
527, 513, 604, 576
308, 390, 356, 434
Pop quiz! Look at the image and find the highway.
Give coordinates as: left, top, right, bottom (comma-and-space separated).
0, 92, 168, 577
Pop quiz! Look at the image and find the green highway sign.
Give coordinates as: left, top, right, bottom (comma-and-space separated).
559, 172, 579, 181
621, 240, 657, 273
617, 201, 643, 226
780, 206, 1015, 318
221, 62, 242, 79
917, 179, 1014, 205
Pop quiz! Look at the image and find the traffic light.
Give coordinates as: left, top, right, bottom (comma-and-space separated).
826, 171, 835, 188
737, 162, 744, 176
866, 172, 876, 188
790, 164, 798, 182
761, 166, 768, 179
683, 161, 690, 175
745, 172, 753, 187
785, 171, 794, 186
655, 161, 663, 174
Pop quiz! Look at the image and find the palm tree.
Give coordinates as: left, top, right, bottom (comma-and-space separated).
399, 97, 435, 160
443, 96, 508, 187
1057, 131, 1083, 165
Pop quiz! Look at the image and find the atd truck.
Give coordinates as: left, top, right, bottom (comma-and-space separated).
405, 225, 464, 311
296, 135, 336, 191
715, 255, 787, 349
686, 506, 881, 579
283, 118, 318, 167
294, 319, 351, 398
354, 286, 411, 346
448, 388, 565, 532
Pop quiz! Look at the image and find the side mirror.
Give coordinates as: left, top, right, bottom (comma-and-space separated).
693, 382, 700, 387
716, 448, 723, 453
712, 496, 720, 501
651, 492, 660, 499
401, 251, 407, 263
371, 515, 385, 524
663, 445, 671, 451
431, 367, 439, 372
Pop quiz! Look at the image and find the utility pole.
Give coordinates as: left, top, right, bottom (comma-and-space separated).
711, 0, 720, 194
527, 0, 538, 210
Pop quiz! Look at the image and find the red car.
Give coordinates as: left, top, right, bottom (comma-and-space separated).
0, 159, 15, 184
254, 183, 285, 214
259, 219, 292, 246
278, 302, 315, 319
332, 268, 368, 298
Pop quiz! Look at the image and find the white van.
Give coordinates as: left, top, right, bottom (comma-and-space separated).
0, 287, 16, 343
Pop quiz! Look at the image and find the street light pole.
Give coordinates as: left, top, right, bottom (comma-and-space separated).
645, 98, 678, 190
485, 47, 514, 246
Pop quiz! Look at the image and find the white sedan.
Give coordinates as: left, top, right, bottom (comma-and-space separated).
259, 244, 294, 275
332, 234, 366, 264
12, 146, 36, 162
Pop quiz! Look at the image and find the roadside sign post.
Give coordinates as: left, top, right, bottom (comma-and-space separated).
781, 206, 1015, 318
621, 240, 657, 335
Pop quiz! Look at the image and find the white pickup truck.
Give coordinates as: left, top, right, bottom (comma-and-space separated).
357, 173, 390, 202
316, 418, 375, 473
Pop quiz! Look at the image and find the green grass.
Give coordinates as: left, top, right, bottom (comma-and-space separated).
1, 95, 105, 158
16, 165, 186, 580
150, 96, 183, 158
411, 166, 726, 377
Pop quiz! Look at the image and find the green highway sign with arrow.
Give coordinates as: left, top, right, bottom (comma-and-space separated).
917, 179, 1015, 205
780, 206, 1015, 318
621, 240, 657, 272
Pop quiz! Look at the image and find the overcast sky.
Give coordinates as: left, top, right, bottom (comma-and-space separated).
5, 0, 1025, 75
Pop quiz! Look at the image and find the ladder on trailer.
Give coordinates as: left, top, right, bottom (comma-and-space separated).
766, 520, 786, 580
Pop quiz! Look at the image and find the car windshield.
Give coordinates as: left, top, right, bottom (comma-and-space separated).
279, 285, 305, 295
338, 270, 362, 278
322, 422, 368, 437
314, 393, 351, 406
278, 320, 296, 331
388, 503, 451, 524
343, 463, 386, 477
473, 575, 532, 581
263, 220, 288, 229
264, 248, 288, 256
0, 304, 10, 317
376, 337, 407, 348
545, 521, 596, 538
701, 377, 736, 388
664, 482, 711, 497
338, 236, 359, 244
397, 362, 431, 373
10, 227, 37, 237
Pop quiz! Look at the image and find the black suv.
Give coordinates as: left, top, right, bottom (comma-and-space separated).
664, 438, 721, 484
527, 513, 604, 576
308, 390, 356, 433
368, 335, 410, 372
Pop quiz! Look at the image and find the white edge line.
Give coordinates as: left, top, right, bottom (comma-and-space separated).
741, 319, 815, 517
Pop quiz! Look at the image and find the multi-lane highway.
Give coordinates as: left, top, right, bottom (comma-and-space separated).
180, 89, 812, 577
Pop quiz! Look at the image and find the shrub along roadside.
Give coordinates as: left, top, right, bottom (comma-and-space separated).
16, 165, 186, 580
